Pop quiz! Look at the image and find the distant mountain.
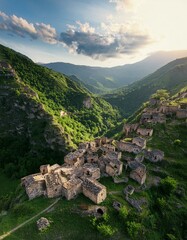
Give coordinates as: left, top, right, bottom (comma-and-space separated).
42, 50, 187, 93
103, 57, 187, 117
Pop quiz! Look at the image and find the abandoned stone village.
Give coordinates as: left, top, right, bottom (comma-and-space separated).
21, 91, 187, 206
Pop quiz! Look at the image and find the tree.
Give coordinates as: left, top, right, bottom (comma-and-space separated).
97, 224, 116, 237
119, 206, 128, 220
160, 176, 178, 195
151, 89, 170, 100
126, 221, 144, 240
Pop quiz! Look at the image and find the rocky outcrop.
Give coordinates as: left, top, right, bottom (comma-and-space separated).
37, 217, 51, 231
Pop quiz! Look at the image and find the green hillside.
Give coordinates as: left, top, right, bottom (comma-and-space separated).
43, 50, 187, 94
103, 57, 187, 117
0, 44, 120, 178
0, 88, 186, 240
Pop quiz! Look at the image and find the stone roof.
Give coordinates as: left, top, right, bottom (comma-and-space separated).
44, 173, 60, 187
64, 149, 86, 161
50, 164, 60, 171
82, 178, 105, 194
62, 177, 82, 190
22, 173, 44, 186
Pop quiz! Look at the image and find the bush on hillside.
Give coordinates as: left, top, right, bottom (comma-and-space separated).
160, 176, 178, 195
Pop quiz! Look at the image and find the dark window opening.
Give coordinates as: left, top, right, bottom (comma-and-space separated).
97, 208, 104, 215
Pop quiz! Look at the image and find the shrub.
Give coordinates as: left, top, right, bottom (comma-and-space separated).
173, 139, 181, 146
119, 206, 128, 220
97, 224, 116, 237
126, 221, 144, 240
157, 197, 167, 210
160, 176, 178, 195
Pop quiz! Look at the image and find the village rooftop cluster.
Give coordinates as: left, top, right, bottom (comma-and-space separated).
22, 134, 164, 204
22, 91, 187, 204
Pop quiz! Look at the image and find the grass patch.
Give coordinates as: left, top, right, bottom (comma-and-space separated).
0, 170, 19, 196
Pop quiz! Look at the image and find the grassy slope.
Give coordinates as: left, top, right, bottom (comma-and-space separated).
1, 92, 187, 240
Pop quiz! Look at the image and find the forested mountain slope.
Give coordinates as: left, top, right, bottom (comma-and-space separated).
103, 57, 187, 117
0, 44, 120, 178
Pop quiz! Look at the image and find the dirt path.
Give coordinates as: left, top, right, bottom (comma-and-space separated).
0, 198, 60, 240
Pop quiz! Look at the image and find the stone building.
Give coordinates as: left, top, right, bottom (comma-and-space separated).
123, 123, 139, 136
144, 149, 164, 162
176, 109, 187, 119
130, 164, 146, 185
62, 177, 82, 200
116, 141, 142, 154
159, 105, 179, 115
83, 163, 100, 180
64, 149, 85, 167
86, 150, 99, 164
149, 98, 160, 106
105, 159, 123, 177
44, 173, 63, 198
21, 173, 46, 200
136, 128, 153, 137
132, 137, 146, 148
82, 178, 107, 204
83, 97, 92, 109
140, 112, 166, 124
60, 110, 67, 117
40, 164, 51, 175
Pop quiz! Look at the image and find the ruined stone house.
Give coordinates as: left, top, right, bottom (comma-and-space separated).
83, 97, 92, 109
123, 123, 139, 136
130, 164, 146, 185
176, 109, 187, 119
132, 137, 146, 148
144, 149, 164, 162
140, 111, 166, 124
82, 178, 107, 204
44, 173, 63, 198
136, 128, 153, 137
62, 177, 82, 200
116, 141, 142, 154
21, 173, 46, 200
149, 98, 161, 106
83, 163, 101, 180
64, 149, 86, 167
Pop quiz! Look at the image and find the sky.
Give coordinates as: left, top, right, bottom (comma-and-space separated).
0, 0, 187, 67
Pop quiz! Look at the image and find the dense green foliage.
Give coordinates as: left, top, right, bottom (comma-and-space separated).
103, 57, 187, 117
0, 45, 187, 240
0, 44, 121, 179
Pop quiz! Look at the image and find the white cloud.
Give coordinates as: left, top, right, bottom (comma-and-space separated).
76, 21, 95, 34
109, 0, 140, 11
59, 20, 153, 59
35, 23, 57, 44
0, 11, 37, 38
0, 11, 57, 44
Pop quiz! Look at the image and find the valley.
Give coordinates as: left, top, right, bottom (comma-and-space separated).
0, 44, 187, 240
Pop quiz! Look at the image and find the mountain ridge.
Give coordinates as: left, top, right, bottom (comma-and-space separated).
103, 57, 187, 117
42, 50, 187, 93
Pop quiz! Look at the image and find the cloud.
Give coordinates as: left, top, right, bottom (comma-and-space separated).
59, 21, 153, 59
0, 11, 153, 60
109, 0, 139, 11
35, 23, 57, 44
0, 11, 57, 43
0, 11, 37, 38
